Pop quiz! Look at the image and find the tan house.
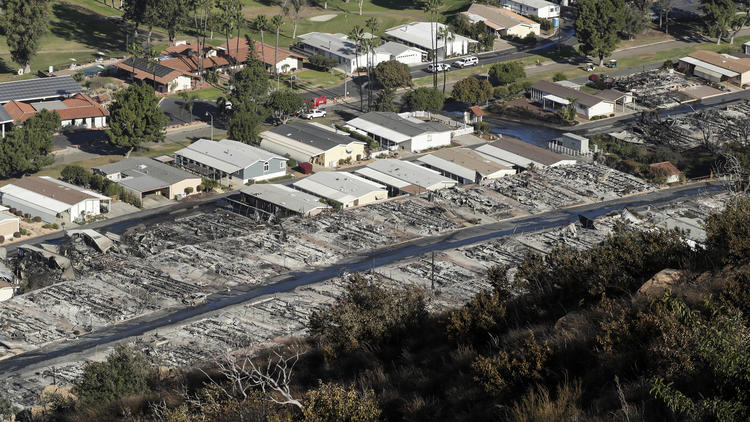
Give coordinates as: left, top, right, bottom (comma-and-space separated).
94, 157, 202, 200
292, 171, 387, 208
260, 122, 366, 168
462, 3, 541, 38
678, 50, 750, 87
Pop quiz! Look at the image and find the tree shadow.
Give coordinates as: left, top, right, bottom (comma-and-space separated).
0, 57, 16, 75
370, 0, 418, 11
49, 3, 126, 53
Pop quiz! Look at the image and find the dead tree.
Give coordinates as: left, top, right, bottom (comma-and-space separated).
203, 349, 304, 410
714, 152, 749, 196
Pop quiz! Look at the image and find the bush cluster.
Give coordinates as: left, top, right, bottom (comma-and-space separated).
61, 164, 142, 207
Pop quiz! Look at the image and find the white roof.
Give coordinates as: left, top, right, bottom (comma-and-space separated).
680, 56, 740, 77
376, 41, 425, 57
175, 139, 285, 174
542, 94, 570, 105
0, 184, 77, 214
292, 171, 386, 204
417, 154, 476, 181
241, 183, 329, 215
354, 167, 412, 189
365, 159, 457, 190
504, 0, 556, 9
386, 22, 477, 51
298, 32, 360, 60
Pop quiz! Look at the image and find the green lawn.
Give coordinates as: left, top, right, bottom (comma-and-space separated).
286, 69, 345, 90
169, 86, 226, 101
64, 0, 123, 16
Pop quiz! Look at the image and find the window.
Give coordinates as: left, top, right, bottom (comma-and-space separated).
280, 161, 285, 169
264, 162, 269, 171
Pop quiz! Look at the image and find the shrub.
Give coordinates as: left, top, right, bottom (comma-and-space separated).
32, 216, 42, 223
23, 213, 30, 219
475, 121, 490, 134
13, 232, 20, 238
72, 72, 85, 82
552, 72, 567, 82
19, 228, 28, 236
184, 187, 194, 195
61, 164, 91, 187
75, 345, 155, 406
0, 236, 4, 244
493, 86, 509, 99
488, 61, 526, 86
309, 54, 339, 72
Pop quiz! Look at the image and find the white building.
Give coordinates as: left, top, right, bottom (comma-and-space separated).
474, 138, 577, 170
355, 159, 457, 196
528, 80, 615, 120
463, 4, 541, 39
500, 0, 560, 19
386, 22, 477, 59
376, 42, 425, 65
417, 148, 515, 184
345, 111, 453, 152
292, 172, 387, 208
298, 32, 389, 74
547, 133, 590, 155
0, 176, 110, 223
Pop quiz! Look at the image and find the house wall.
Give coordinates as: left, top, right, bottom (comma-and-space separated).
320, 143, 366, 167
168, 178, 203, 199
405, 131, 452, 152
501, 0, 559, 18
504, 23, 541, 38
275, 56, 300, 73
242, 157, 287, 183
169, 76, 192, 93
69, 199, 102, 222
0, 218, 19, 238
0, 194, 59, 223
394, 50, 423, 65
259, 138, 315, 164
580, 101, 613, 119
352, 190, 388, 207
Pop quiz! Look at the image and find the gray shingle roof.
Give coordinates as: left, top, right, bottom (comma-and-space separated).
352, 112, 451, 137
0, 76, 83, 104
529, 80, 606, 108
94, 157, 198, 189
268, 121, 361, 152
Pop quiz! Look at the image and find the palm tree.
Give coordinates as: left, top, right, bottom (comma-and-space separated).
438, 28, 454, 95
290, 0, 306, 41
254, 16, 270, 71
179, 92, 198, 122
422, 0, 441, 89
348, 25, 366, 112
365, 17, 379, 110
271, 15, 284, 89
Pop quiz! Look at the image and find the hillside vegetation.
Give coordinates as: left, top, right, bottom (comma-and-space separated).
14, 194, 750, 422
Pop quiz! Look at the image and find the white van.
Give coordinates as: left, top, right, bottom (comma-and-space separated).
453, 56, 479, 68
427, 63, 451, 73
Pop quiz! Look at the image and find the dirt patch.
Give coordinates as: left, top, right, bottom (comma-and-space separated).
309, 14, 337, 22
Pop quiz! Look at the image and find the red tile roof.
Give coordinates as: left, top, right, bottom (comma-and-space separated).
113, 58, 189, 85
3, 94, 108, 124
220, 37, 303, 67
469, 105, 485, 117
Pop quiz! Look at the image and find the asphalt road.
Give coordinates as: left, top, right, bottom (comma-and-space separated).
0, 180, 724, 379
159, 97, 222, 128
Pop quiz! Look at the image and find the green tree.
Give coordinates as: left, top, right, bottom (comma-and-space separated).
303, 382, 381, 422
228, 107, 265, 144
308, 54, 339, 72
623, 2, 648, 40
271, 14, 284, 88
703, 195, 750, 266
422, 0, 443, 90
253, 15, 270, 68
452, 77, 493, 105
402, 87, 444, 112
74, 345, 154, 406
157, 0, 185, 42
267, 90, 305, 124
309, 274, 427, 360
1, 0, 49, 74
701, 0, 736, 44
488, 61, 526, 86
374, 60, 411, 90
0, 110, 60, 178
372, 89, 398, 112
106, 82, 169, 156
575, 0, 626, 66
61, 165, 91, 187
0, 396, 18, 420
179, 91, 199, 123
348, 25, 366, 112
228, 60, 270, 110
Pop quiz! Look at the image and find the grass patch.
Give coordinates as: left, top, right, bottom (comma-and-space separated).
169, 86, 226, 101
64, 0, 123, 17
287, 69, 345, 90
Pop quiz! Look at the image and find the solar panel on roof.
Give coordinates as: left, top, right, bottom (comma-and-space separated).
121, 57, 176, 78
0, 75, 83, 104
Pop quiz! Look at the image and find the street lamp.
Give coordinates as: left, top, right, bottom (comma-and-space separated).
206, 112, 214, 141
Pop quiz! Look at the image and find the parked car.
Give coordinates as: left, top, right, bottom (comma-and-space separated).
301, 108, 327, 119
427, 63, 451, 73
453, 56, 479, 68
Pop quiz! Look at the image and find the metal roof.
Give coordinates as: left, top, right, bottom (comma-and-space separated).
346, 112, 451, 143
0, 105, 12, 123
530, 80, 606, 108
474, 138, 575, 168
464, 4, 538, 28
376, 41, 424, 57
386, 22, 477, 51
419, 148, 512, 179
292, 171, 386, 204
241, 183, 330, 215
95, 157, 199, 187
0, 76, 83, 104
174, 139, 286, 174
298, 32, 360, 60
266, 121, 363, 153
502, 0, 557, 9
0, 178, 95, 215
365, 159, 456, 190
680, 56, 740, 78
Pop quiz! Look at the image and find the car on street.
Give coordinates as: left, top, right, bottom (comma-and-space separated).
453, 56, 479, 68
301, 108, 327, 119
427, 63, 451, 73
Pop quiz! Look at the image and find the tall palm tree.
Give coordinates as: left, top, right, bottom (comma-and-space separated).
422, 0, 441, 89
348, 25, 366, 112
365, 17, 379, 110
290, 0, 306, 41
438, 28, 454, 95
254, 16, 270, 72
271, 15, 284, 89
